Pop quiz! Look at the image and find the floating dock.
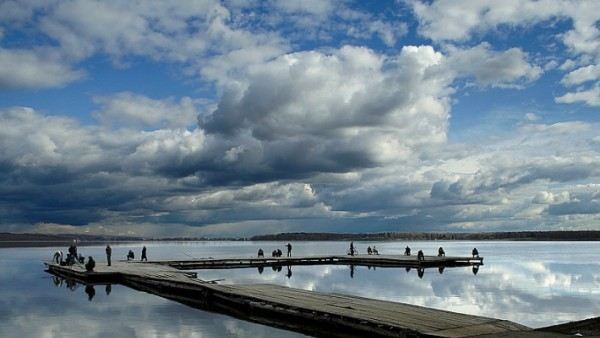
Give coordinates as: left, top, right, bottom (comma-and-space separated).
44, 255, 573, 338
145, 254, 483, 270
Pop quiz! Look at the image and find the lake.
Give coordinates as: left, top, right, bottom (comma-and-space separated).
1, 241, 598, 337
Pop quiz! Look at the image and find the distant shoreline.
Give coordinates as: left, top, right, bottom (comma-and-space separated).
2, 230, 600, 248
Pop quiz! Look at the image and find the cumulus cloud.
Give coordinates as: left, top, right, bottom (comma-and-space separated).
446, 43, 542, 87
555, 85, 600, 106
93, 92, 203, 129
0, 48, 84, 89
411, 0, 600, 105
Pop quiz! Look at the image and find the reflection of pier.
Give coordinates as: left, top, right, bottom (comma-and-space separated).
144, 254, 483, 270
44, 254, 575, 338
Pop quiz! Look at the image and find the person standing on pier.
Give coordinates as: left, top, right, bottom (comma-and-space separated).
349, 242, 355, 256
286, 243, 292, 257
141, 246, 148, 261
404, 246, 411, 256
105, 244, 112, 266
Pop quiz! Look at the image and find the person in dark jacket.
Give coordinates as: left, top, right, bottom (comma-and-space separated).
85, 256, 96, 272
258, 248, 264, 257
417, 250, 424, 261
141, 246, 147, 261
286, 243, 292, 257
106, 245, 112, 266
404, 246, 411, 256
127, 250, 134, 261
472, 248, 479, 258
438, 247, 445, 257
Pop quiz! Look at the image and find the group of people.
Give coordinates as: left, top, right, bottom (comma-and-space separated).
257, 243, 292, 258
348, 242, 380, 256
52, 241, 96, 272
51, 242, 150, 273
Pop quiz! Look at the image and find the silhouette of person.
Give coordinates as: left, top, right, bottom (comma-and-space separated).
53, 250, 63, 264
85, 256, 96, 272
472, 265, 480, 275
127, 250, 134, 261
438, 247, 445, 257
404, 246, 411, 256
141, 246, 147, 261
349, 242, 355, 256
257, 248, 264, 257
438, 266, 445, 274
106, 245, 112, 266
350, 264, 355, 278
417, 250, 424, 261
258, 266, 264, 274
85, 284, 95, 301
417, 267, 425, 279
367, 246, 372, 255
286, 243, 292, 257
105, 284, 112, 295
472, 248, 479, 258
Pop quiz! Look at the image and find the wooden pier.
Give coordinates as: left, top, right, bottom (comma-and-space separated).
43, 256, 574, 338
145, 254, 483, 270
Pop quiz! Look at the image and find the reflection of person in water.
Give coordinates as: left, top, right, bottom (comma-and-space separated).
350, 265, 355, 278
438, 266, 445, 274
85, 284, 95, 301
258, 266, 264, 274
417, 267, 425, 279
472, 265, 480, 275
405, 266, 411, 273
66, 279, 78, 291
52, 276, 62, 287
105, 284, 112, 295
286, 266, 292, 279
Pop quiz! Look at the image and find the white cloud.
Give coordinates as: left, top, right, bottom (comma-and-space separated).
93, 92, 203, 129
561, 64, 600, 86
412, 0, 600, 105
446, 43, 542, 88
555, 85, 600, 106
0, 48, 84, 89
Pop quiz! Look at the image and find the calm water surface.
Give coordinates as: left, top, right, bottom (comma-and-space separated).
1, 241, 599, 337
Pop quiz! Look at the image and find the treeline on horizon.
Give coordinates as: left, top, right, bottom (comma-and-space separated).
250, 230, 600, 241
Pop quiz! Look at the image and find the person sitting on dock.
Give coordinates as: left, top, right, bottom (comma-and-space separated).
417, 250, 424, 261
438, 247, 445, 257
85, 256, 96, 272
472, 248, 479, 258
367, 246, 372, 255
106, 245, 112, 266
286, 243, 292, 257
404, 246, 411, 256
141, 246, 148, 261
53, 250, 63, 264
372, 246, 379, 255
127, 250, 135, 261
258, 248, 264, 257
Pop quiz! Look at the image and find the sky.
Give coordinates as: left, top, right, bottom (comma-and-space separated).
0, 0, 599, 237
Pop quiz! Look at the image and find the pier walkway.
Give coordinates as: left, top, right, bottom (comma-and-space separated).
145, 254, 483, 270
43, 255, 575, 338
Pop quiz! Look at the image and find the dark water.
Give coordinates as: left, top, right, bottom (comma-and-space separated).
1, 241, 599, 337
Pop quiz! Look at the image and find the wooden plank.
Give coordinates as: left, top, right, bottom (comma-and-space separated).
44, 259, 542, 338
